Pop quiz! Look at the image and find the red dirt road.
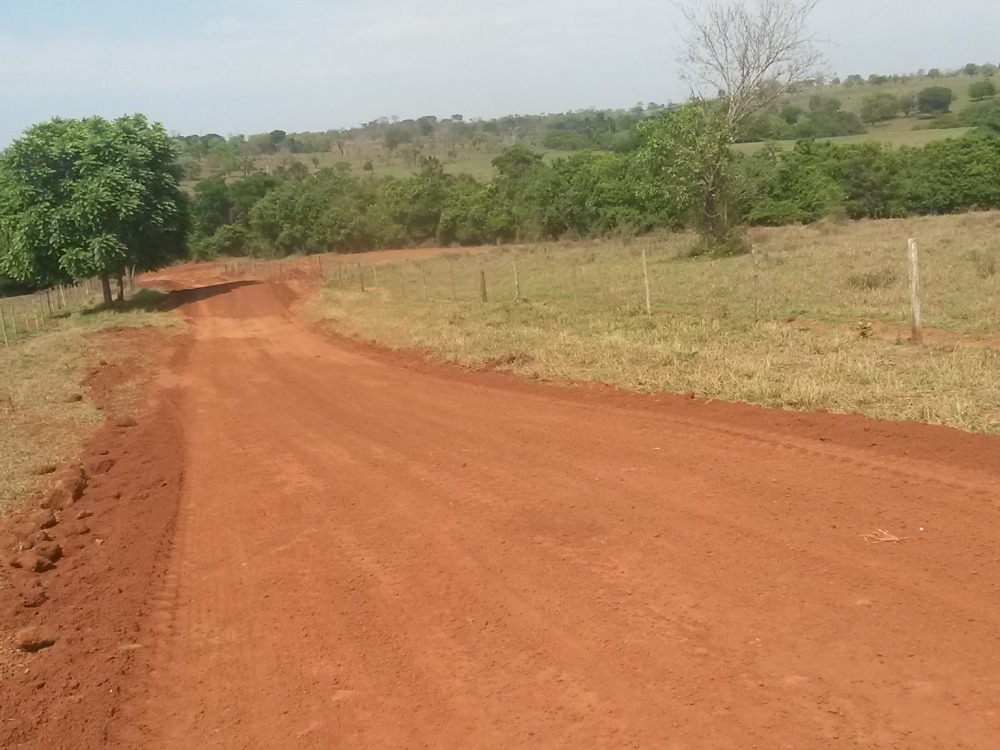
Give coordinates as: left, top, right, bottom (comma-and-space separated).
8, 262, 1000, 748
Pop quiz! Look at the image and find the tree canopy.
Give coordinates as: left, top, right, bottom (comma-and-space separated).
0, 114, 189, 303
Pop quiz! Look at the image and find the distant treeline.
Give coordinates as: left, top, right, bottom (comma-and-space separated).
189, 121, 1000, 258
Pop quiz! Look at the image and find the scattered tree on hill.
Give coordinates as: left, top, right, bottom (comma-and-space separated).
917, 86, 955, 114
927, 68, 942, 78
898, 94, 917, 117
0, 115, 189, 305
969, 80, 998, 101
964, 63, 980, 76
859, 92, 900, 124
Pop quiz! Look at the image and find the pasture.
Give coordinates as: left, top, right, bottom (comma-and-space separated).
312, 211, 1000, 434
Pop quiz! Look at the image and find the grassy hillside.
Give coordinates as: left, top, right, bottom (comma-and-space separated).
733, 126, 972, 153
785, 72, 989, 132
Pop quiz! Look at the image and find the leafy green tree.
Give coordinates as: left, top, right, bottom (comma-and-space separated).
0, 115, 188, 304
969, 80, 998, 101
917, 87, 955, 114
898, 95, 917, 117
859, 92, 900, 124
638, 104, 742, 250
964, 63, 980, 76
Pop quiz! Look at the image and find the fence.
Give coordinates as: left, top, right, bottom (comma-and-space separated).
0, 279, 101, 347
239, 220, 992, 346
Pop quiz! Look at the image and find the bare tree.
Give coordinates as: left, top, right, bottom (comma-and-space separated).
675, 0, 826, 126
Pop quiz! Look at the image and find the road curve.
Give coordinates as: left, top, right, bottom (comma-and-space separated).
119, 266, 1000, 749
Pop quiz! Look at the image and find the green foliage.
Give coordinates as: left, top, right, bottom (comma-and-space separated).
0, 115, 188, 289
859, 92, 900, 124
917, 87, 955, 114
638, 104, 742, 250
969, 80, 998, 101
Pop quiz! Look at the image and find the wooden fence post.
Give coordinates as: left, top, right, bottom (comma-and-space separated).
399, 265, 406, 298
372, 265, 378, 290
908, 238, 923, 345
751, 244, 761, 323
0, 307, 8, 346
10, 307, 18, 339
359, 264, 365, 292
32, 298, 41, 329
449, 259, 456, 300
513, 258, 520, 300
420, 264, 427, 300
479, 264, 488, 303
641, 246, 652, 316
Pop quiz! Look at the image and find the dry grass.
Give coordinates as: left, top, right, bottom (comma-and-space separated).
311, 212, 1000, 435
0, 297, 179, 512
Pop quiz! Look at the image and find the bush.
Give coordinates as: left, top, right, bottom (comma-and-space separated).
917, 87, 955, 114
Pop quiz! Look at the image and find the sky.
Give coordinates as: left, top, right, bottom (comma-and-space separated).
1, 0, 999, 144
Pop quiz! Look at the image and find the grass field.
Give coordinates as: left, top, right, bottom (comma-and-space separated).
0, 292, 177, 511
733, 126, 972, 153
312, 211, 1000, 434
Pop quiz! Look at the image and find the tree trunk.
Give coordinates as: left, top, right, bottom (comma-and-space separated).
100, 274, 113, 306
116, 275, 125, 303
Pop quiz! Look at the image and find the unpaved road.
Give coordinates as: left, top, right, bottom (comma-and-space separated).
8, 261, 1000, 748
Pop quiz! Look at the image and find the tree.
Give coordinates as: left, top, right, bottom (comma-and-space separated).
671, 0, 824, 249
917, 86, 955, 114
964, 63, 980, 77
970, 80, 998, 101
0, 115, 188, 305
859, 92, 900, 124
898, 94, 917, 117
675, 0, 825, 127
927, 68, 942, 78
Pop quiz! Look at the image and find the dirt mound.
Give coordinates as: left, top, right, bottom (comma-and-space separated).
0, 329, 188, 750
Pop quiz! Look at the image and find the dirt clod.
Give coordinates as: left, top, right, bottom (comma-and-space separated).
27, 510, 57, 531
14, 553, 56, 573
61, 521, 90, 537
33, 464, 57, 476
15, 626, 59, 653
33, 542, 63, 564
113, 416, 138, 429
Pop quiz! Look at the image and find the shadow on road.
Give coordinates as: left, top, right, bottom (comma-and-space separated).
157, 281, 261, 311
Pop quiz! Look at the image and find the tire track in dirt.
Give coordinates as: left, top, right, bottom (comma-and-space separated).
112, 268, 1000, 749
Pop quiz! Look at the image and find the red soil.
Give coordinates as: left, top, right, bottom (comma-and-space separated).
3, 257, 1000, 749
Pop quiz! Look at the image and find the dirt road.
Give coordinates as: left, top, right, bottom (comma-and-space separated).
9, 262, 1000, 748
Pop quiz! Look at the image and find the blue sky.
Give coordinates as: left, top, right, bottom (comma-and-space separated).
2, 0, 999, 144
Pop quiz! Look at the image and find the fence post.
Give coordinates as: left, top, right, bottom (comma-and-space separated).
908, 238, 923, 345
32, 298, 41, 329
513, 258, 520, 300
420, 264, 427, 300
640, 246, 652, 316
449, 259, 456, 300
372, 265, 378, 290
399, 265, 406, 299
751, 244, 761, 323
0, 307, 8, 346
359, 264, 365, 292
10, 307, 18, 339
479, 264, 488, 303
46, 290, 53, 316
